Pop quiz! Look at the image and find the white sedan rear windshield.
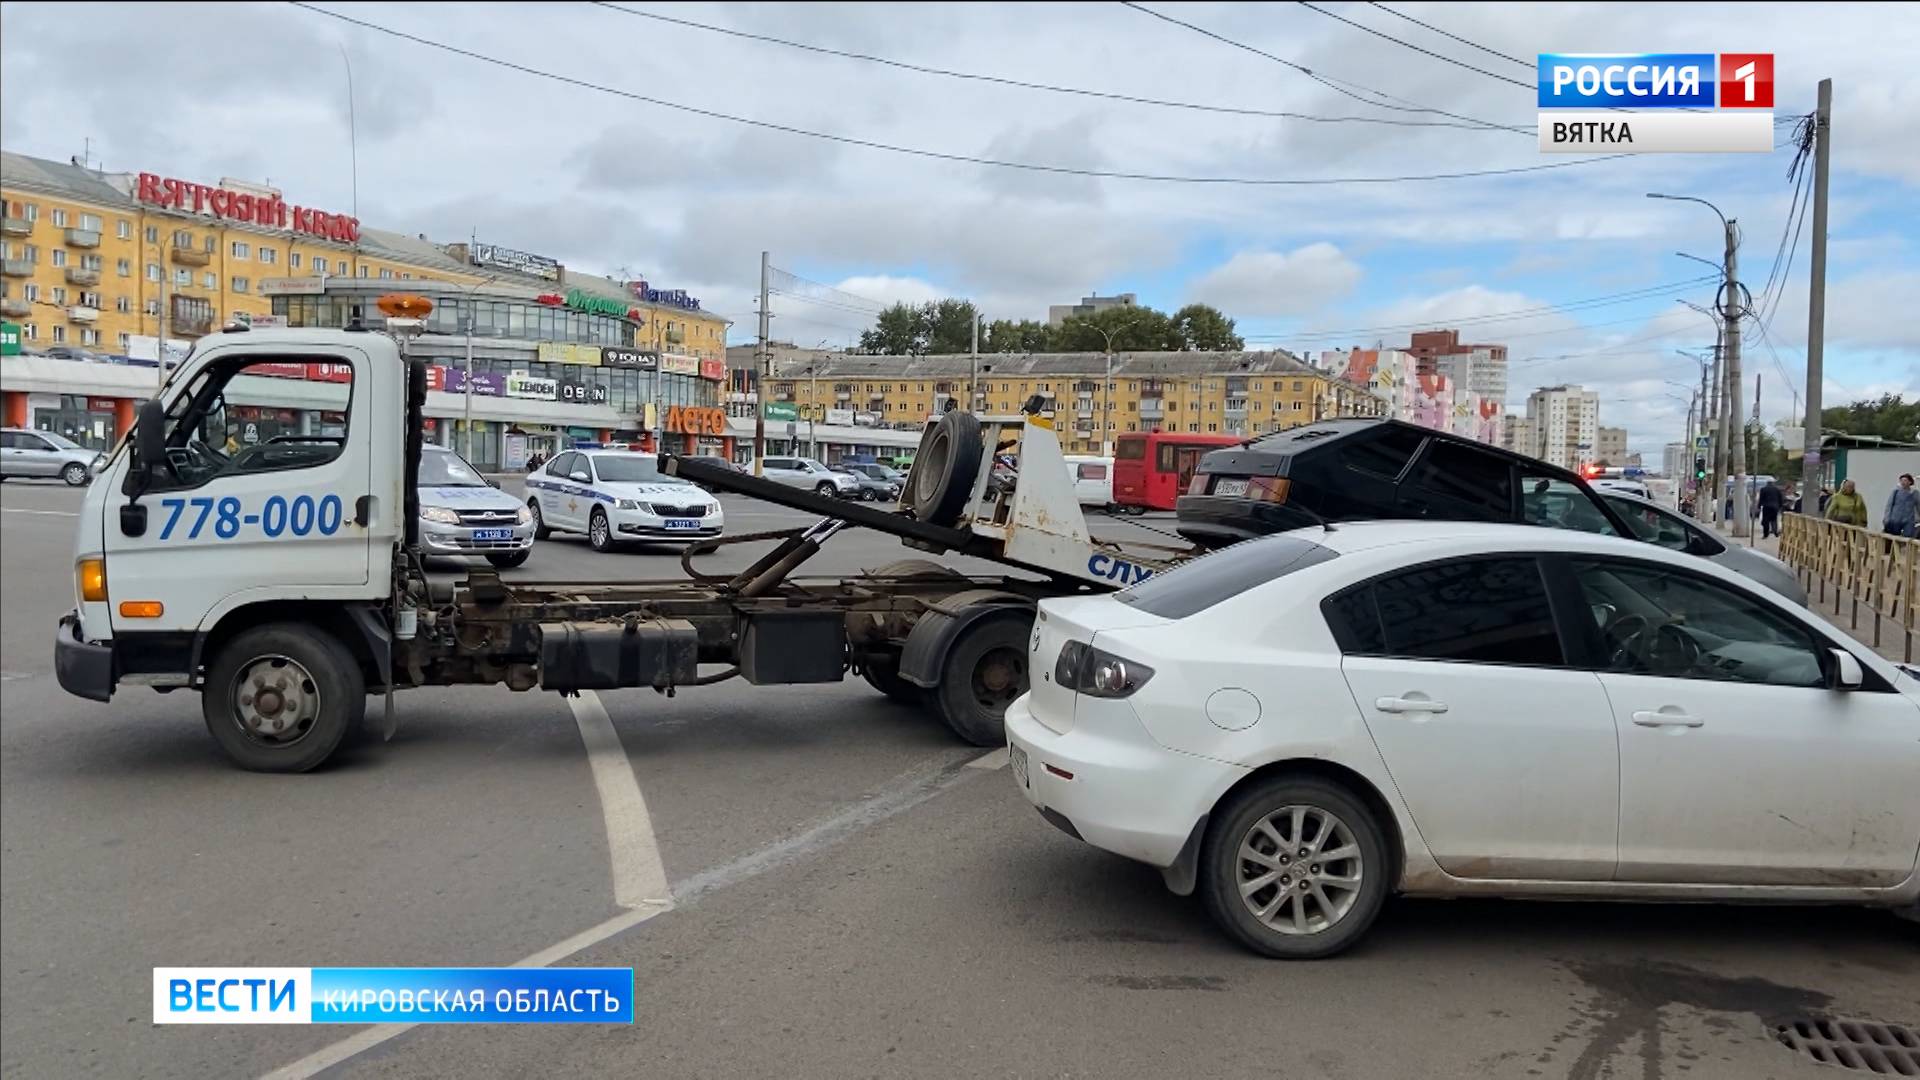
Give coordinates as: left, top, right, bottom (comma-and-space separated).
1117, 535, 1337, 618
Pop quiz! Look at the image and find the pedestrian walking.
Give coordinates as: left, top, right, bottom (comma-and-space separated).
1825, 479, 1869, 526
1817, 487, 1833, 513
1884, 473, 1918, 538
1756, 479, 1784, 538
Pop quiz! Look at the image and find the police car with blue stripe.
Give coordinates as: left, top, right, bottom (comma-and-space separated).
526, 449, 724, 552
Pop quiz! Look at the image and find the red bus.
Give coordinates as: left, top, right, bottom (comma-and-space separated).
1113, 431, 1243, 512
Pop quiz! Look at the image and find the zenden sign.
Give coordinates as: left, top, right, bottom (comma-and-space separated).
1537, 53, 1773, 154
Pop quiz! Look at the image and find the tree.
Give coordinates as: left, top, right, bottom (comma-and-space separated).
1055, 305, 1177, 352
858, 302, 926, 355
1170, 303, 1244, 351
1820, 394, 1920, 444
924, 299, 980, 355
982, 318, 1054, 352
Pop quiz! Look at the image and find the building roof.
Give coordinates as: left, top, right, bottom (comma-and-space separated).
1, 150, 138, 207
750, 348, 1321, 380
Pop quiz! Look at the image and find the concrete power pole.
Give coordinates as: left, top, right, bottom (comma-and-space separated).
754, 250, 769, 476
1801, 78, 1832, 500
969, 307, 979, 410
1723, 220, 1750, 537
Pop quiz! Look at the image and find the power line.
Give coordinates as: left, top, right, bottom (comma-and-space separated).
1118, 1, 1531, 135
292, 3, 1625, 185
1293, 1, 1534, 89
767, 266, 886, 313
1363, 2, 1531, 68
591, 2, 1524, 133
768, 288, 887, 318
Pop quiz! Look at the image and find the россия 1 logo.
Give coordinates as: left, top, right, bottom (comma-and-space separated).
1536, 53, 1774, 153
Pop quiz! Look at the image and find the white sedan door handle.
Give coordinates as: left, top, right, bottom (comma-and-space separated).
1632, 710, 1704, 728
1375, 696, 1449, 715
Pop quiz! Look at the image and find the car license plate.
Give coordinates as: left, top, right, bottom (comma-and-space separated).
472, 528, 514, 540
1213, 479, 1250, 497
1010, 744, 1029, 788
663, 519, 699, 530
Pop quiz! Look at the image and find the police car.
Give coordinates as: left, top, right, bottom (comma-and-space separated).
526, 449, 724, 552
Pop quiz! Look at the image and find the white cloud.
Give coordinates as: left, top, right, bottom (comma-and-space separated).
1184, 244, 1362, 317
831, 275, 945, 308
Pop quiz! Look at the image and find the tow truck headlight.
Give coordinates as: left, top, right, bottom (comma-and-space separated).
420, 506, 460, 525
516, 504, 534, 525
616, 498, 643, 510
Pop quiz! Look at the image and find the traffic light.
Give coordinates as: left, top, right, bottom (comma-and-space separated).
1694, 456, 1707, 481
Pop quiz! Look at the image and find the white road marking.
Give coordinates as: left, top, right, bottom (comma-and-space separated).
966, 747, 1010, 770
567, 689, 673, 909
0, 507, 78, 517
259, 753, 988, 1080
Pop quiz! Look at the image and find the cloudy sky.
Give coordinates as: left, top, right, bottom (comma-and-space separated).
4, 1, 1915, 457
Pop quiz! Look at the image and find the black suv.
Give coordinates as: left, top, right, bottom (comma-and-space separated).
1176, 418, 1631, 547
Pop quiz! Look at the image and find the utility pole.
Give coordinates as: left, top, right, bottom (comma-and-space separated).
969, 307, 979, 411
754, 250, 768, 476
1723, 218, 1750, 537
156, 232, 170, 389
1801, 78, 1832, 501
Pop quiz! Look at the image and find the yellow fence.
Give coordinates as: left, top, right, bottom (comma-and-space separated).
1779, 512, 1919, 661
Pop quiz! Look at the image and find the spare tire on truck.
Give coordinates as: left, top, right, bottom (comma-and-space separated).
905, 411, 982, 527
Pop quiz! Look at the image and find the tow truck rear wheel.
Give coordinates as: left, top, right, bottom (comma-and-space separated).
930, 610, 1030, 746
202, 624, 364, 773
860, 657, 922, 705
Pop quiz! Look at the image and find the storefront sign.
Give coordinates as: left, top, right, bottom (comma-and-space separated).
601, 347, 658, 370
660, 354, 699, 377
557, 379, 609, 406
257, 279, 321, 297
439, 367, 507, 397
563, 289, 642, 322
698, 358, 725, 381
664, 405, 727, 436
854, 412, 880, 427
537, 342, 603, 366
826, 409, 854, 426
471, 243, 560, 281
629, 279, 701, 311
762, 402, 799, 422
506, 372, 558, 401
242, 361, 352, 384
248, 315, 289, 329
0, 321, 20, 356
86, 397, 118, 412
135, 173, 359, 242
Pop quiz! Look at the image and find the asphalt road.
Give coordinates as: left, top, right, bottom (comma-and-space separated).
2, 479, 1914, 1080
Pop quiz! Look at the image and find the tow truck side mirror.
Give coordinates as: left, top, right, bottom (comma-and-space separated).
134, 398, 166, 482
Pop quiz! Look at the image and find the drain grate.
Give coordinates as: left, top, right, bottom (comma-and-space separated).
1777, 1019, 1920, 1075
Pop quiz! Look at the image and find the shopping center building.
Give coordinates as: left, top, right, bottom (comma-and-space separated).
1, 150, 731, 463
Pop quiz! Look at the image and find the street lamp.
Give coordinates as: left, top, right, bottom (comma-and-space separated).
1651, 191, 1749, 536
1673, 250, 1722, 275
1086, 323, 1119, 455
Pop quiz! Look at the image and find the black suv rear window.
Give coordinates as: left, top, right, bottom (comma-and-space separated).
1344, 427, 1426, 480
1117, 534, 1337, 618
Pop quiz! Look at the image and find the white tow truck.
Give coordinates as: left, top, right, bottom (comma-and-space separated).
54, 308, 1189, 771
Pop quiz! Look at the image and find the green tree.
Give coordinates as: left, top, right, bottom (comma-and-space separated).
924, 299, 981, 354
1170, 303, 1244, 351
858, 302, 926, 355
1821, 393, 1920, 444
982, 318, 1054, 352
1055, 306, 1177, 352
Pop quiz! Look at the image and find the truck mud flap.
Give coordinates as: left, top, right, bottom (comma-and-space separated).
897, 592, 1033, 690
539, 619, 698, 692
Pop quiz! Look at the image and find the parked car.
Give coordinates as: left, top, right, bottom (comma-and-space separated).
1064, 454, 1129, 514
0, 428, 104, 485
1006, 520, 1920, 959
834, 462, 903, 502
1599, 490, 1806, 604
760, 455, 861, 498
1176, 418, 1631, 547
527, 449, 723, 552
415, 446, 535, 568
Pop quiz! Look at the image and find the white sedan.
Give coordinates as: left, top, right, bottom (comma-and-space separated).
1005, 520, 1920, 958
526, 449, 723, 552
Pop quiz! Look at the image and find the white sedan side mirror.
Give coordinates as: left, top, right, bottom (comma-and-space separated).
1830, 648, 1864, 690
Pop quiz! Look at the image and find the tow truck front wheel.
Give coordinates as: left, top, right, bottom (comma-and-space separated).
202, 624, 364, 773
